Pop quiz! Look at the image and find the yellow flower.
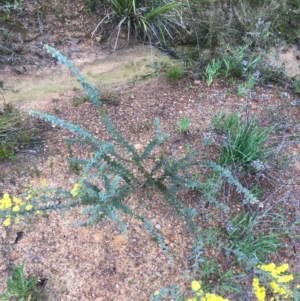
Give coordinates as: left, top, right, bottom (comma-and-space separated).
40, 179, 47, 187
25, 195, 32, 201
153, 291, 159, 296
2, 193, 12, 209
3, 217, 11, 227
201, 293, 229, 301
13, 197, 23, 205
12, 205, 20, 212
269, 281, 279, 293
186, 299, 196, 301
191, 280, 201, 292
70, 183, 80, 197
277, 275, 293, 283
278, 287, 286, 295
276, 264, 289, 274
253, 278, 266, 301
25, 204, 33, 211
258, 263, 276, 272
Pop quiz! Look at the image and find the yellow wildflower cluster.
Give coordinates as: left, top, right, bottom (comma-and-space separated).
253, 278, 266, 301
0, 193, 33, 227
253, 263, 296, 301
258, 263, 293, 284
70, 183, 80, 197
152, 281, 229, 301
186, 281, 229, 301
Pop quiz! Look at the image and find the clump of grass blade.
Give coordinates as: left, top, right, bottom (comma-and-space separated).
166, 65, 184, 81
213, 111, 274, 167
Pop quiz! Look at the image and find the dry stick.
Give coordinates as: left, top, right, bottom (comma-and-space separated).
91, 14, 110, 38
114, 16, 126, 51
4, 227, 13, 267
261, 190, 294, 218
274, 137, 300, 159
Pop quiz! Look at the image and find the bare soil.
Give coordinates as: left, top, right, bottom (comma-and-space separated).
1, 74, 300, 300
1, 1, 300, 301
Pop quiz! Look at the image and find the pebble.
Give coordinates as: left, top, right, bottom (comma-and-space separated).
155, 224, 161, 230
290, 99, 300, 106
193, 80, 201, 85
134, 143, 143, 151
251, 103, 258, 110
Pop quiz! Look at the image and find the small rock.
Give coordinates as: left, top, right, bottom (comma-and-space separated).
155, 224, 161, 230
134, 143, 143, 151
290, 99, 300, 106
251, 103, 258, 110
193, 80, 201, 85
164, 238, 170, 245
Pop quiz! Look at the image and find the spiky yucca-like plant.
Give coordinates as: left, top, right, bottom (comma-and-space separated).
94, 0, 185, 49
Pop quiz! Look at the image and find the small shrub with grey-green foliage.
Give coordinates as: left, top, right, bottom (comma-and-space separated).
29, 47, 258, 235
25, 48, 300, 300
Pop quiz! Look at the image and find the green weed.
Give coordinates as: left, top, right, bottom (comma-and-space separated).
212, 111, 273, 167
236, 74, 255, 97
204, 58, 221, 86
166, 65, 184, 81
144, 119, 151, 131
176, 116, 190, 133
222, 55, 236, 78
30, 165, 41, 178
199, 259, 241, 294
0, 104, 31, 161
224, 213, 281, 267
0, 261, 39, 301
68, 160, 82, 175
49, 158, 54, 174
295, 79, 300, 94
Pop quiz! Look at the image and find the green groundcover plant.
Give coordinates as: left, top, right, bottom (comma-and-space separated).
0, 261, 37, 301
